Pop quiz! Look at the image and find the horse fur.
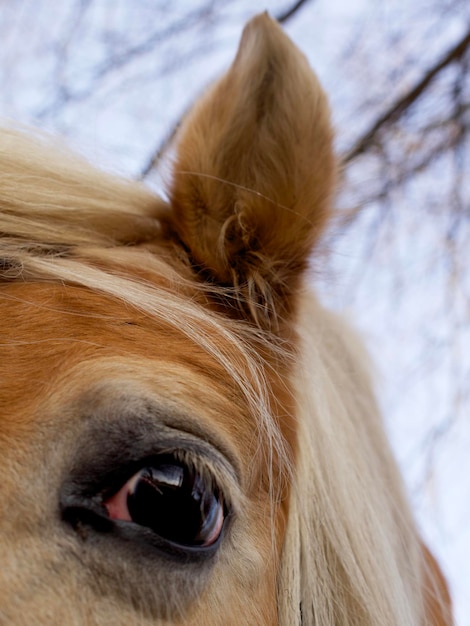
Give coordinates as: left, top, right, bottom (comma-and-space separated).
0, 12, 452, 626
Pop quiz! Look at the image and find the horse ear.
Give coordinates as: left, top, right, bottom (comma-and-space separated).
168, 13, 336, 330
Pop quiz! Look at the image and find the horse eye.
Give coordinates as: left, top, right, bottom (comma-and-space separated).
103, 459, 225, 547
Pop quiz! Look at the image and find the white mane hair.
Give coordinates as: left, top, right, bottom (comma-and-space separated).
279, 294, 425, 625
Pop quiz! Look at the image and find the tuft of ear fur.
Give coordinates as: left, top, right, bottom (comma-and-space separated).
168, 13, 336, 330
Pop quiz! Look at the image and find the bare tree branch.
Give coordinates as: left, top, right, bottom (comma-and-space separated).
37, 5, 219, 120
343, 27, 470, 164
139, 104, 190, 180
276, 0, 312, 23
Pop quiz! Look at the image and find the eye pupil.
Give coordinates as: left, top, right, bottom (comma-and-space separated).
126, 461, 223, 547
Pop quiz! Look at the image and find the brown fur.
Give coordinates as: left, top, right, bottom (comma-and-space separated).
0, 12, 451, 625
169, 15, 335, 330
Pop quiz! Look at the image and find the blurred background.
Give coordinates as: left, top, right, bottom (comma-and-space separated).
1, 1, 468, 622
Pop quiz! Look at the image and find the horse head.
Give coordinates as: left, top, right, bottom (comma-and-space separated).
0, 13, 451, 626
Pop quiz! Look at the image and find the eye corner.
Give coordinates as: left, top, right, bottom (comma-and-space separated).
60, 493, 114, 535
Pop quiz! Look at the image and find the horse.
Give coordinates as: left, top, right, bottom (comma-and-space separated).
0, 12, 452, 626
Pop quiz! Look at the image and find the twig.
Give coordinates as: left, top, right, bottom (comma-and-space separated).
276, 0, 312, 24
139, 108, 188, 180
343, 28, 470, 164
